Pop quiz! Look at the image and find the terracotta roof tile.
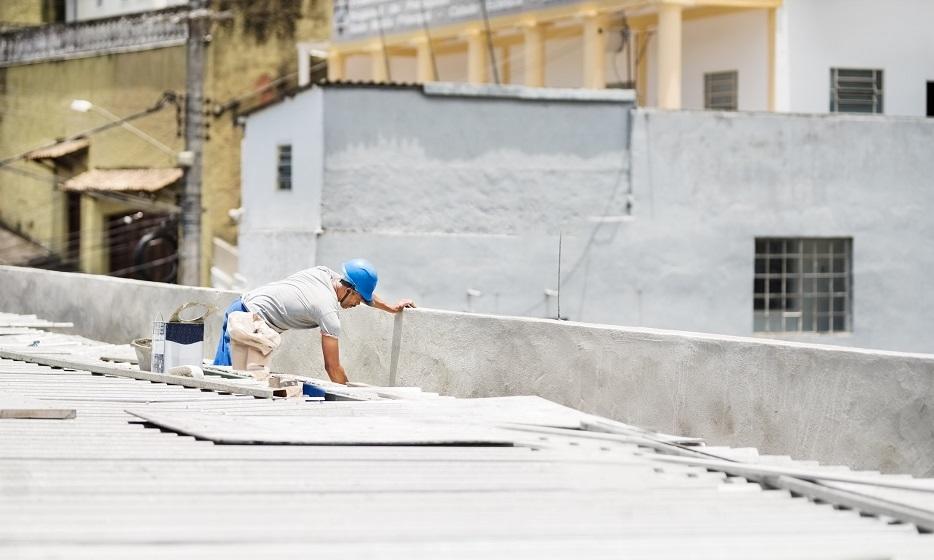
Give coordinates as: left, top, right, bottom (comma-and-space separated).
63, 167, 183, 193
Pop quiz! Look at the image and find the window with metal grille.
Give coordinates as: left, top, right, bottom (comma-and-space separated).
831, 68, 883, 114
276, 145, 292, 191
704, 71, 738, 111
754, 238, 852, 334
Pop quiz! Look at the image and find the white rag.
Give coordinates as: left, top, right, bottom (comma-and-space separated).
227, 311, 281, 355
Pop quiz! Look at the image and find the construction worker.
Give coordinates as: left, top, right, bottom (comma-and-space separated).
213, 258, 414, 384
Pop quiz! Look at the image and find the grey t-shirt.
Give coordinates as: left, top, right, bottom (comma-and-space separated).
242, 266, 342, 338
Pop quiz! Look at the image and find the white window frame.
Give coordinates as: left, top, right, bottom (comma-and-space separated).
831, 68, 883, 114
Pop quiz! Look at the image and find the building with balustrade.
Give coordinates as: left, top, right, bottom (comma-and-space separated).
308, 0, 934, 116
0, 0, 327, 285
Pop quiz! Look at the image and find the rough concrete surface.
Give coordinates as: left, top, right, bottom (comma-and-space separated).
392, 309, 934, 477
3, 265, 933, 477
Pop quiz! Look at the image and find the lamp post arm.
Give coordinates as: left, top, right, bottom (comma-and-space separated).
89, 105, 177, 157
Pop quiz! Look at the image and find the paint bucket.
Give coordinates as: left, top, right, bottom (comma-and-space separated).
131, 338, 152, 371
302, 383, 327, 399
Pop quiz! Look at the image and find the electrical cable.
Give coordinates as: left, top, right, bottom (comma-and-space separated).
418, 0, 439, 81
212, 59, 330, 118
0, 91, 178, 169
478, 0, 501, 85
0, 217, 176, 267
376, 4, 393, 82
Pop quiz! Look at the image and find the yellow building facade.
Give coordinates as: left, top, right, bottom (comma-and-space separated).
320, 0, 781, 110
0, 1, 328, 284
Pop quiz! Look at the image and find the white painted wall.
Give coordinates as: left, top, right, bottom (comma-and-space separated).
239, 88, 324, 286
240, 85, 934, 353
333, 1, 934, 116
645, 10, 769, 111
681, 10, 769, 111
65, 0, 187, 22
780, 0, 934, 116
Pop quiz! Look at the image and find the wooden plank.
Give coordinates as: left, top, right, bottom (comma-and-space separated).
0, 396, 76, 419
125, 409, 516, 446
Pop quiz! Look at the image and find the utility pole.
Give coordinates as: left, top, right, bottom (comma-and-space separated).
180, 0, 209, 286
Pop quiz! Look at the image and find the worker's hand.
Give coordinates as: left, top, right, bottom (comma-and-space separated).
391, 299, 416, 313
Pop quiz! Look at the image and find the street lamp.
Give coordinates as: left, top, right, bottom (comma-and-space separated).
68, 97, 199, 286
69, 99, 192, 165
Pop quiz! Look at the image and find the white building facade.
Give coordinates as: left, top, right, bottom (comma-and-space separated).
239, 83, 934, 354
316, 0, 934, 117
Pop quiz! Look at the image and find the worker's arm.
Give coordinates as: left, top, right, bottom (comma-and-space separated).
369, 293, 416, 314
320, 334, 348, 385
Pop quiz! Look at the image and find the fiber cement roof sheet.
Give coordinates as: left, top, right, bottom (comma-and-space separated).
63, 167, 182, 192
126, 410, 517, 445
2, 312, 934, 558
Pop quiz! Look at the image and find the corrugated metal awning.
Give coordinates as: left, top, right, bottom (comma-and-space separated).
25, 138, 89, 161
63, 167, 183, 193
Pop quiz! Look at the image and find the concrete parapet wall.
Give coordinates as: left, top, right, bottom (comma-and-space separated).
0, 266, 235, 350
2, 265, 932, 477
392, 309, 934, 477
0, 265, 390, 384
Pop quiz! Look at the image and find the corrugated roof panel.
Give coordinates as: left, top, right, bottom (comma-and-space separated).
63, 167, 183, 192
24, 137, 90, 160
1, 313, 933, 558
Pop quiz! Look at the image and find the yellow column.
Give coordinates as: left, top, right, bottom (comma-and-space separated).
582, 13, 606, 89
466, 30, 488, 85
501, 45, 511, 84
414, 38, 435, 82
79, 194, 107, 275
657, 2, 683, 109
636, 29, 650, 106
327, 50, 345, 81
767, 7, 776, 111
370, 46, 389, 83
49, 188, 68, 257
522, 22, 545, 87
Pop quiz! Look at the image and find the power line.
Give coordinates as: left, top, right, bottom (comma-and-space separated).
418, 0, 439, 81
0, 92, 178, 170
376, 4, 393, 82
478, 0, 501, 85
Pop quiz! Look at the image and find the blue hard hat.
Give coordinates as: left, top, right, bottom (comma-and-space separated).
342, 258, 378, 303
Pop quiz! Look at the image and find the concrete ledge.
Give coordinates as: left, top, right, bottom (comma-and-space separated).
0, 265, 391, 385
2, 265, 932, 476
392, 309, 934, 477
423, 82, 637, 103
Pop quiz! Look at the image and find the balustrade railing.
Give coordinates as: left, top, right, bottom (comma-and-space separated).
0, 8, 187, 67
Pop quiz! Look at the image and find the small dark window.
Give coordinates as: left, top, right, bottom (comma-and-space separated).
310, 56, 328, 84
927, 82, 934, 118
753, 237, 853, 334
277, 145, 292, 191
704, 71, 738, 111
831, 68, 883, 114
